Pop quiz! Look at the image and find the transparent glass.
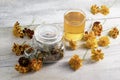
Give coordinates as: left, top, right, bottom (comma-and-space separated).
64, 10, 86, 41
24, 47, 37, 59
34, 24, 64, 63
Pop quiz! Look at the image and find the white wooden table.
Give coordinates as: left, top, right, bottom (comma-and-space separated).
0, 0, 120, 80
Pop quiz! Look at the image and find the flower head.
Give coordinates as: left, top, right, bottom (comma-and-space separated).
69, 40, 77, 50
91, 4, 100, 15
30, 58, 42, 71
83, 31, 96, 41
15, 64, 30, 73
85, 39, 98, 49
91, 49, 104, 61
98, 36, 110, 47
100, 5, 109, 15
69, 54, 83, 70
92, 21, 103, 36
12, 43, 30, 56
109, 27, 119, 39
18, 57, 30, 67
13, 21, 24, 38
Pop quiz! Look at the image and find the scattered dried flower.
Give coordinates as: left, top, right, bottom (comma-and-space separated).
69, 54, 83, 70
91, 4, 100, 15
15, 64, 30, 73
12, 43, 30, 56
83, 31, 96, 41
92, 21, 103, 36
30, 59, 42, 71
91, 49, 104, 61
69, 40, 77, 50
85, 39, 98, 49
98, 36, 110, 47
18, 57, 30, 67
90, 4, 109, 15
23, 28, 34, 39
100, 5, 109, 15
13, 21, 24, 38
109, 27, 119, 38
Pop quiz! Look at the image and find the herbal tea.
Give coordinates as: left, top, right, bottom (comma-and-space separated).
64, 10, 86, 41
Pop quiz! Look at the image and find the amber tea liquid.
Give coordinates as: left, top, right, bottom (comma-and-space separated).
64, 10, 86, 41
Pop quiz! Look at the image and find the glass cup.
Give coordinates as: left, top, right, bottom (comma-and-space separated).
64, 10, 86, 41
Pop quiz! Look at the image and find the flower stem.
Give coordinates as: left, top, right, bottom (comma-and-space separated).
82, 49, 89, 60
21, 41, 27, 46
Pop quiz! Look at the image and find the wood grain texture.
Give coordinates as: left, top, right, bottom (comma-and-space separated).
0, 0, 120, 80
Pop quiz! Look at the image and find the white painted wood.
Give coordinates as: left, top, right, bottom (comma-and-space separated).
0, 0, 120, 80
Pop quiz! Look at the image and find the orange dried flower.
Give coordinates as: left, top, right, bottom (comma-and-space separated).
100, 5, 109, 15
92, 21, 103, 36
91, 49, 104, 61
85, 39, 98, 49
98, 36, 110, 47
69, 40, 77, 50
30, 59, 42, 71
13, 21, 24, 38
109, 27, 119, 39
12, 43, 30, 56
69, 54, 83, 70
15, 64, 30, 73
91, 4, 100, 15
83, 31, 96, 41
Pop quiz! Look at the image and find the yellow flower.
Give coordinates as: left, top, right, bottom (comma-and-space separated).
91, 49, 104, 61
69, 54, 83, 71
13, 21, 24, 38
85, 39, 98, 49
12, 43, 30, 56
83, 31, 96, 41
91, 4, 109, 15
92, 22, 103, 36
30, 59, 42, 71
109, 27, 119, 39
98, 36, 110, 47
91, 4, 100, 15
15, 64, 30, 73
100, 5, 109, 15
69, 40, 77, 50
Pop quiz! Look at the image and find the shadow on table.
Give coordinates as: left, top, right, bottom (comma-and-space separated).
59, 61, 74, 72
43, 61, 74, 73
83, 58, 97, 65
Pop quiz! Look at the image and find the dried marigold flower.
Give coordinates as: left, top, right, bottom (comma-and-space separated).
13, 21, 24, 38
92, 21, 103, 36
30, 59, 42, 71
18, 57, 30, 67
69, 54, 83, 70
15, 64, 30, 73
109, 27, 119, 39
100, 5, 109, 15
83, 31, 96, 41
91, 49, 104, 61
23, 28, 34, 39
91, 4, 100, 15
12, 43, 24, 56
69, 40, 77, 50
85, 39, 98, 49
98, 36, 110, 47
12, 43, 30, 56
